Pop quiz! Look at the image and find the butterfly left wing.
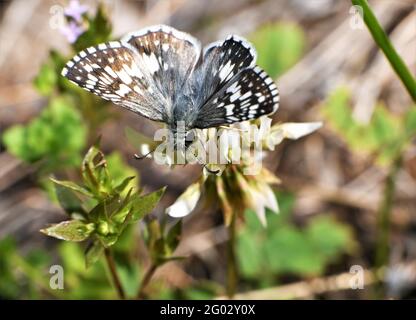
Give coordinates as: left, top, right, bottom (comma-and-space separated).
193, 66, 279, 128
62, 41, 168, 122
62, 25, 201, 123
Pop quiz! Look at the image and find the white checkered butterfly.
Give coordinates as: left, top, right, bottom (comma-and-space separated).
62, 25, 279, 148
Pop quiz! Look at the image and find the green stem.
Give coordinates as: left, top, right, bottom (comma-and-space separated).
136, 263, 157, 299
351, 0, 416, 102
104, 248, 126, 300
226, 215, 238, 298
374, 154, 402, 298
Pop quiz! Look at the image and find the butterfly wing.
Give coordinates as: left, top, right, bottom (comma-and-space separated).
192, 36, 279, 128
122, 25, 201, 104
62, 25, 201, 123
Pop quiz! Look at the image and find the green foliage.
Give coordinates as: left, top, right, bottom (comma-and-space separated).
33, 59, 57, 96
143, 218, 184, 267
33, 50, 68, 96
41, 145, 166, 268
250, 22, 305, 78
107, 152, 139, 196
0, 228, 142, 299
0, 237, 54, 299
4, 4, 115, 177
321, 87, 416, 165
237, 192, 354, 281
2, 97, 87, 170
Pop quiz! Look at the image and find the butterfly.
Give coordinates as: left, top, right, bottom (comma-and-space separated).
62, 25, 279, 154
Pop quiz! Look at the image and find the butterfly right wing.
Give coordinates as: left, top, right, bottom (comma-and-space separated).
190, 35, 278, 128
193, 66, 279, 128
62, 41, 168, 122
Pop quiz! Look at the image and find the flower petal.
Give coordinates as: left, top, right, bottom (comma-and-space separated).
250, 188, 267, 226
166, 183, 201, 218
262, 184, 279, 213
277, 122, 322, 140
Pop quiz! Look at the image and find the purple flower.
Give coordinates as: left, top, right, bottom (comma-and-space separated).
60, 20, 85, 43
64, 0, 88, 22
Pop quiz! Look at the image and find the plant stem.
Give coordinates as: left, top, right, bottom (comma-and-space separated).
137, 263, 157, 299
374, 154, 402, 298
351, 0, 416, 102
104, 248, 126, 300
226, 214, 238, 298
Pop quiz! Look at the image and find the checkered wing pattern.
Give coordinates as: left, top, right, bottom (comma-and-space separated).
192, 36, 279, 128
62, 25, 201, 122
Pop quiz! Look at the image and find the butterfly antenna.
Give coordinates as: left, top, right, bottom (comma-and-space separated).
134, 147, 156, 160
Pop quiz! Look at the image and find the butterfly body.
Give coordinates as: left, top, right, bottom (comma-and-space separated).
62, 25, 279, 139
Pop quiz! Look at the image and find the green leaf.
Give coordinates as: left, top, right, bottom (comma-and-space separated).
50, 178, 93, 197
321, 87, 408, 165
54, 182, 86, 216
264, 227, 323, 275
306, 216, 353, 260
404, 107, 416, 136
85, 240, 104, 268
237, 230, 264, 277
106, 151, 138, 194
89, 194, 120, 222
130, 187, 166, 222
250, 22, 305, 78
165, 220, 182, 253
321, 87, 355, 133
41, 220, 95, 242
370, 106, 400, 146
33, 62, 57, 96
237, 192, 354, 279
2, 97, 86, 169
82, 145, 110, 195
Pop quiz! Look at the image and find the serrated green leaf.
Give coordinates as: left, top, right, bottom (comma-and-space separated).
130, 187, 166, 222
89, 194, 120, 222
50, 178, 93, 197
54, 182, 86, 216
106, 151, 138, 194
41, 220, 94, 242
